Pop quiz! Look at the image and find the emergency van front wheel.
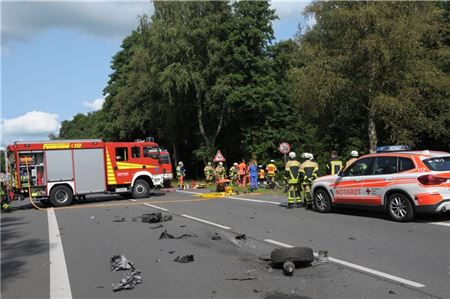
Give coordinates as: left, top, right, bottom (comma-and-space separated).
132, 179, 150, 199
313, 189, 332, 213
387, 193, 414, 222
49, 185, 73, 207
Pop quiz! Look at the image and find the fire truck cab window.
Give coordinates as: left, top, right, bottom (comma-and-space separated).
115, 147, 128, 161
144, 146, 159, 159
131, 147, 141, 158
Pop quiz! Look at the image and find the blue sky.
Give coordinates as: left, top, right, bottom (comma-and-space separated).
1, 1, 312, 146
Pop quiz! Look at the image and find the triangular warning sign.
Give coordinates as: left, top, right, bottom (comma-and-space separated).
213, 150, 226, 162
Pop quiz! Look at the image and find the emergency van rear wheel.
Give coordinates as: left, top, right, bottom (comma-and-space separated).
313, 189, 332, 213
49, 185, 73, 207
387, 193, 414, 222
132, 179, 150, 199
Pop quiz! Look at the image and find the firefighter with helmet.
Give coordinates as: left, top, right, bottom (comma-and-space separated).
229, 163, 239, 185
215, 162, 226, 181
266, 159, 277, 188
300, 153, 319, 208
204, 162, 214, 184
285, 152, 302, 208
176, 161, 186, 189
346, 150, 359, 168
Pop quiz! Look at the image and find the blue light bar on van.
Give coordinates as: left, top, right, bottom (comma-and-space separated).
376, 145, 412, 153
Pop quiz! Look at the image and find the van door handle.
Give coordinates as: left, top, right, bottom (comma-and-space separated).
385, 178, 393, 181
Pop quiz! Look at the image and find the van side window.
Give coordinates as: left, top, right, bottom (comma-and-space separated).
399, 158, 415, 172
131, 147, 141, 158
143, 146, 159, 159
345, 157, 373, 176
115, 147, 128, 161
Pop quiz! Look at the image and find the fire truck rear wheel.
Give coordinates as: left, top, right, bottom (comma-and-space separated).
132, 179, 150, 199
49, 185, 73, 207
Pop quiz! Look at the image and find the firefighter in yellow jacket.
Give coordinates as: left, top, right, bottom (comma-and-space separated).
285, 152, 302, 208
300, 153, 319, 208
204, 162, 214, 184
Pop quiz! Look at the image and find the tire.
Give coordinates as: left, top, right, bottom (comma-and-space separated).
132, 179, 150, 199
271, 247, 314, 266
387, 193, 415, 222
49, 185, 73, 207
313, 189, 332, 213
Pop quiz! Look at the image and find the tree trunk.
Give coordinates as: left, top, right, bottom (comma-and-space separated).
368, 105, 378, 153
196, 91, 224, 151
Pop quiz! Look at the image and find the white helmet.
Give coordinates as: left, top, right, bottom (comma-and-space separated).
301, 152, 308, 159
179, 161, 183, 166
233, 162, 238, 166
270, 159, 275, 163
219, 162, 223, 166
208, 162, 211, 165
288, 152, 296, 159
308, 153, 314, 160
351, 150, 359, 157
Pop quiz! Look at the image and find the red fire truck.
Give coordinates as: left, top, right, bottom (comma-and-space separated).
6, 138, 166, 207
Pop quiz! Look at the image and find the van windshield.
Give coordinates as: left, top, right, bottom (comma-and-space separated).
423, 157, 450, 171
160, 154, 170, 164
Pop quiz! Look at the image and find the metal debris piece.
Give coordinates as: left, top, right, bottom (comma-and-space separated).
174, 255, 194, 263
226, 277, 257, 281
235, 234, 247, 240
150, 224, 164, 229
155, 259, 162, 263
317, 250, 329, 263
168, 251, 176, 255
159, 230, 198, 240
113, 217, 126, 222
211, 235, 222, 240
112, 271, 142, 292
141, 213, 172, 223
110, 255, 135, 272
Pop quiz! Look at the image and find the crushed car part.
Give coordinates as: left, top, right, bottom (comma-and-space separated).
110, 255, 135, 272
174, 255, 194, 263
112, 271, 142, 292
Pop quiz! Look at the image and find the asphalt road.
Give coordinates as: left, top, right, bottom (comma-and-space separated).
2, 188, 450, 299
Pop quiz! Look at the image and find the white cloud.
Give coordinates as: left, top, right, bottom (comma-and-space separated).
2, 1, 154, 45
84, 97, 104, 111
1, 111, 60, 136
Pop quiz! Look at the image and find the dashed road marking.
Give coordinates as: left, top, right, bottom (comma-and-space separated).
129, 199, 137, 202
48, 208, 73, 299
264, 238, 425, 288
181, 214, 231, 230
143, 203, 168, 212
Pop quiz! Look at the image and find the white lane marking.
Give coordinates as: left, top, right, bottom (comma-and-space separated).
143, 203, 168, 212
227, 196, 280, 205
264, 239, 294, 248
177, 190, 280, 205
48, 208, 73, 299
264, 238, 425, 288
431, 222, 450, 227
181, 214, 231, 230
129, 199, 137, 202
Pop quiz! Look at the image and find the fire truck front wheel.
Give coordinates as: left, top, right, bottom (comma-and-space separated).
132, 179, 150, 199
49, 185, 73, 207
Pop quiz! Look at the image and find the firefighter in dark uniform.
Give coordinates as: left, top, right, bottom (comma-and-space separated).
300, 153, 319, 208
285, 152, 302, 208
1, 181, 11, 212
326, 150, 343, 175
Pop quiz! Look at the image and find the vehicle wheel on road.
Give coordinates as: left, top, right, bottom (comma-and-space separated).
387, 193, 415, 222
132, 179, 150, 199
49, 185, 73, 207
271, 247, 314, 267
313, 189, 332, 213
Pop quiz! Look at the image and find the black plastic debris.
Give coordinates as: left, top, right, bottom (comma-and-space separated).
211, 234, 222, 241
235, 234, 247, 240
226, 277, 256, 281
141, 213, 172, 223
174, 255, 194, 263
113, 217, 126, 222
180, 225, 186, 227
259, 257, 271, 262
159, 230, 198, 240
112, 271, 142, 292
168, 251, 176, 255
150, 224, 164, 230
110, 255, 135, 272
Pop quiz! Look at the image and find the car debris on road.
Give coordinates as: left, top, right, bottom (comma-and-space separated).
141, 212, 173, 223
110, 255, 135, 272
174, 255, 195, 263
112, 271, 142, 292
159, 230, 198, 240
